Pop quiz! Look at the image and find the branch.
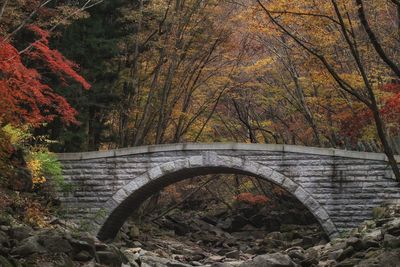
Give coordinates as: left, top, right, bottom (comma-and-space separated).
2, 0, 54, 43
356, 0, 400, 79
268, 10, 341, 25
151, 176, 215, 222
256, 0, 371, 107
390, 0, 400, 7
17, 0, 104, 56
0, 0, 8, 22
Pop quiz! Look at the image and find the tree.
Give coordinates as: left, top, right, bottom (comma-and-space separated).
255, 0, 400, 180
0, 0, 95, 127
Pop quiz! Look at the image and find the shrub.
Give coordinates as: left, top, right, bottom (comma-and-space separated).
0, 124, 69, 193
234, 192, 269, 206
27, 150, 69, 193
0, 128, 14, 186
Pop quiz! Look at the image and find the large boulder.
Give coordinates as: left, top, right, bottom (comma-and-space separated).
384, 234, 400, 248
356, 248, 400, 267
9, 226, 32, 241
0, 230, 9, 247
97, 251, 123, 267
239, 252, 297, 267
0, 256, 13, 267
11, 236, 45, 257
37, 231, 72, 253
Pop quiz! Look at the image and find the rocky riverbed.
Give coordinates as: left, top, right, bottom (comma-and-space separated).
0, 201, 400, 266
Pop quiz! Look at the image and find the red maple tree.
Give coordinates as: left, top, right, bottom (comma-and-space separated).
0, 25, 90, 127
340, 82, 400, 142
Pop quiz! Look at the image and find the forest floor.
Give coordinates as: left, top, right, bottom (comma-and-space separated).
1, 184, 400, 266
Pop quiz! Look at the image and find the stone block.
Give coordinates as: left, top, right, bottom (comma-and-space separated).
256, 166, 274, 179
124, 180, 139, 194
322, 220, 338, 236
303, 196, 321, 212
112, 189, 128, 204
282, 177, 299, 193
202, 151, 218, 165
242, 161, 261, 175
189, 156, 203, 167
133, 174, 151, 187
160, 162, 175, 174
314, 207, 330, 222
294, 187, 310, 203
269, 171, 286, 185
229, 157, 244, 169
174, 159, 190, 169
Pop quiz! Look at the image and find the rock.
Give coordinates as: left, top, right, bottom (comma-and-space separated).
38, 233, 72, 253
74, 250, 93, 261
358, 220, 376, 233
97, 251, 123, 267
48, 254, 75, 267
262, 231, 285, 248
376, 218, 392, 227
229, 216, 249, 232
0, 244, 9, 256
363, 229, 382, 241
289, 239, 303, 247
225, 250, 240, 259
211, 263, 234, 267
239, 252, 296, 267
302, 245, 323, 266
132, 241, 142, 247
0, 214, 11, 226
69, 237, 96, 260
346, 236, 362, 251
0, 230, 9, 247
130, 225, 140, 239
384, 234, 400, 248
10, 226, 32, 241
364, 248, 381, 259
317, 259, 337, 267
286, 247, 305, 262
385, 218, 400, 236
0, 226, 9, 232
123, 247, 141, 264
11, 236, 45, 257
336, 246, 354, 261
328, 249, 343, 260
219, 218, 233, 231
360, 238, 380, 250
140, 255, 191, 267
335, 258, 361, 267
0, 256, 13, 267
206, 255, 225, 262
356, 248, 400, 267
80, 259, 96, 267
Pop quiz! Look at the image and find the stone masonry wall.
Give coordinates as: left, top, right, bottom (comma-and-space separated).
56, 143, 400, 238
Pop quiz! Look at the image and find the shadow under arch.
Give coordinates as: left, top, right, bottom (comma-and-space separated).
96, 153, 338, 241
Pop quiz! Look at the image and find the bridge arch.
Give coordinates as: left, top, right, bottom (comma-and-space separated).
95, 153, 338, 241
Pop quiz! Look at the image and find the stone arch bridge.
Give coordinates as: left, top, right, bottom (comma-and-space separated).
56, 143, 400, 241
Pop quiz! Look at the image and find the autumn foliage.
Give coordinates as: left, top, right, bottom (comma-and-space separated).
234, 192, 269, 206
0, 25, 90, 127
339, 82, 400, 141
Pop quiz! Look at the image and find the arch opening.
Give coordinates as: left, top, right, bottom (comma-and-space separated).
96, 155, 338, 241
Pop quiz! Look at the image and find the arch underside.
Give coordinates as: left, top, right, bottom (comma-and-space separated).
95, 155, 338, 241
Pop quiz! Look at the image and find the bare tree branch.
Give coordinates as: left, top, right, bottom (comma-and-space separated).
356, 0, 400, 79
0, 0, 9, 22
2, 0, 53, 43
